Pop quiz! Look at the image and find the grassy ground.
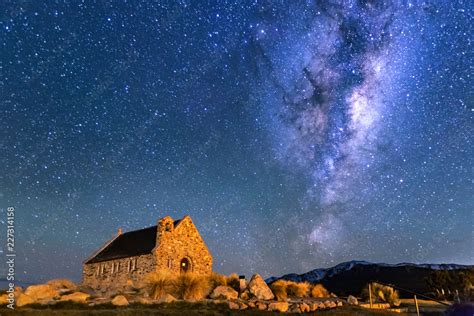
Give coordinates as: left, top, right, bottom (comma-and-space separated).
0, 300, 449, 316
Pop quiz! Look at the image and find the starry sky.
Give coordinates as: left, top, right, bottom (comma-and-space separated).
0, 1, 472, 283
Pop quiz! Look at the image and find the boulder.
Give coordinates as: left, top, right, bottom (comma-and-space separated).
256, 301, 267, 310
238, 301, 249, 310
137, 297, 153, 305
347, 295, 358, 305
16, 293, 35, 307
59, 292, 90, 303
210, 285, 238, 300
310, 303, 319, 311
111, 295, 129, 306
24, 284, 59, 301
324, 300, 336, 308
158, 293, 176, 303
47, 279, 77, 291
337, 301, 343, 307
239, 290, 251, 300
300, 302, 311, 312
247, 301, 256, 308
268, 301, 289, 312
228, 301, 240, 310
247, 274, 274, 300
289, 303, 302, 313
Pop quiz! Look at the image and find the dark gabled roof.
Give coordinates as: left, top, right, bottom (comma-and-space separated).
85, 219, 183, 264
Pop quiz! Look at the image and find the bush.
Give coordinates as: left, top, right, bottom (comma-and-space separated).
425, 270, 474, 301
208, 272, 227, 291
270, 280, 288, 301
171, 272, 210, 300
144, 270, 175, 299
226, 273, 240, 292
286, 281, 311, 298
311, 284, 329, 298
362, 283, 400, 306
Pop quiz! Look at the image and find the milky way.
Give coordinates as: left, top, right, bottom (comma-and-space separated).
0, 1, 472, 282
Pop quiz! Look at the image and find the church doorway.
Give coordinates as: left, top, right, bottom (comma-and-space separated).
180, 257, 191, 273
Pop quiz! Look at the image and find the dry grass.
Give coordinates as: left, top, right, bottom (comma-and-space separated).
286, 281, 311, 298
171, 273, 210, 300
208, 272, 227, 290
269, 280, 288, 301
144, 270, 175, 299
311, 283, 329, 298
226, 273, 240, 292
362, 283, 400, 306
269, 280, 311, 299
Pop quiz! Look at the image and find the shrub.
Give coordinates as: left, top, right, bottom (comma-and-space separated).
311, 284, 329, 298
270, 280, 288, 301
285, 281, 310, 298
226, 273, 240, 292
208, 272, 227, 291
171, 272, 210, 300
362, 283, 400, 306
144, 270, 174, 299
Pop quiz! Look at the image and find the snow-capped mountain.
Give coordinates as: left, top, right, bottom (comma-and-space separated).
266, 260, 473, 297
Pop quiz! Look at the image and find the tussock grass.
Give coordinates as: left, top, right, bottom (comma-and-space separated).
362, 282, 400, 306
311, 283, 329, 298
226, 273, 240, 292
208, 272, 227, 290
286, 281, 311, 298
171, 273, 210, 300
144, 270, 175, 299
269, 280, 288, 301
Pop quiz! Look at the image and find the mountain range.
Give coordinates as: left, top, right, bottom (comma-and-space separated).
266, 260, 474, 297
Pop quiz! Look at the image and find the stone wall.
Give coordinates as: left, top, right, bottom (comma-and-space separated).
82, 253, 156, 292
155, 216, 212, 275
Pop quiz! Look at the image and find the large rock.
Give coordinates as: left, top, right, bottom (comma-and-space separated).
210, 285, 238, 300
137, 297, 153, 305
24, 284, 59, 301
111, 295, 129, 306
347, 295, 358, 305
158, 293, 176, 303
268, 301, 289, 312
47, 279, 77, 291
247, 274, 274, 300
300, 302, 311, 312
59, 292, 90, 303
256, 301, 267, 310
16, 293, 35, 307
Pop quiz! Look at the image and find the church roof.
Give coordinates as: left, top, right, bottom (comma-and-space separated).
85, 219, 182, 264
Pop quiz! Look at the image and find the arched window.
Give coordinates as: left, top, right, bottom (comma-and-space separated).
180, 257, 191, 273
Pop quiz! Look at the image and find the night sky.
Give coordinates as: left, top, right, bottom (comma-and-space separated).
0, 1, 472, 284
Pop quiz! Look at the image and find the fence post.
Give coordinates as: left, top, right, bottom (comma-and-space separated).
369, 283, 373, 309
414, 295, 420, 316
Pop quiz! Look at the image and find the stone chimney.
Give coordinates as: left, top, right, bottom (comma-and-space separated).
157, 216, 174, 244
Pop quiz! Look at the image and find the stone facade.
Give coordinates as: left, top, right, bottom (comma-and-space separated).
82, 254, 156, 292
155, 216, 213, 274
82, 215, 212, 291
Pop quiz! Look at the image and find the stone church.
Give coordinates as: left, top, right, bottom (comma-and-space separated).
82, 215, 213, 291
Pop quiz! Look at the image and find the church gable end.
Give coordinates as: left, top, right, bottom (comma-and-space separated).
155, 215, 213, 275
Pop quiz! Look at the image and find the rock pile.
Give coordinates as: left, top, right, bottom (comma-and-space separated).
0, 274, 347, 313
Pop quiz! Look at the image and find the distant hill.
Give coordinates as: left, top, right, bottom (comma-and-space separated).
266, 260, 474, 298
